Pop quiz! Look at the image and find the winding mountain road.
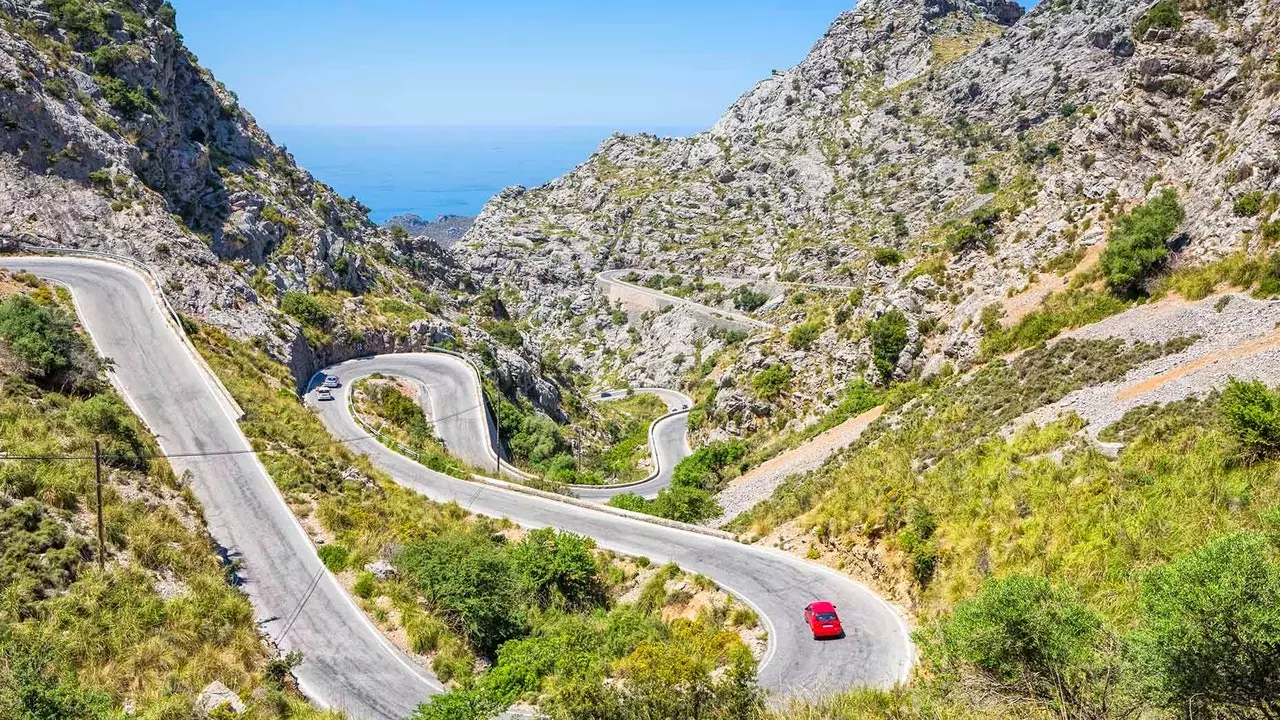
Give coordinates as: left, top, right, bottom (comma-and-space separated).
597, 269, 862, 332
4, 255, 914, 718
0, 257, 437, 720
597, 269, 774, 330
575, 387, 693, 500
315, 355, 914, 701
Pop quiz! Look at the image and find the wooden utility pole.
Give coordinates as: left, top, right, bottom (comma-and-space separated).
94, 440, 105, 571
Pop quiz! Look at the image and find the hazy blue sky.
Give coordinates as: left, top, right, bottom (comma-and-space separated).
169, 1, 860, 128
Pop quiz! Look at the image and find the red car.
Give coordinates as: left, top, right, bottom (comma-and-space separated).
804, 601, 844, 639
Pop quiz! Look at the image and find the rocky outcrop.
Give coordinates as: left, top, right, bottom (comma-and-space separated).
0, 0, 564, 416
452, 0, 1280, 436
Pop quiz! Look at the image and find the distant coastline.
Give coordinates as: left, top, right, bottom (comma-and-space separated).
269, 125, 698, 223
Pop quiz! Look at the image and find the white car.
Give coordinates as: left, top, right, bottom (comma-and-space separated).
323, 376, 341, 389
316, 388, 333, 401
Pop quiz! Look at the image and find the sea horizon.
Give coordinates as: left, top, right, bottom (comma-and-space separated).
266, 124, 702, 224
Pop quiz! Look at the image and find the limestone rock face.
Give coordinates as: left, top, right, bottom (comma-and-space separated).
451, 0, 1280, 434
0, 0, 563, 415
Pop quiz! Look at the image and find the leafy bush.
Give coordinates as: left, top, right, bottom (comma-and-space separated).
317, 544, 350, 572
95, 75, 149, 119
510, 528, 603, 610
1101, 189, 1185, 292
397, 530, 528, 657
945, 204, 1002, 254
0, 294, 99, 390
353, 571, 375, 599
485, 320, 523, 349
651, 486, 723, 523
787, 321, 822, 350
0, 631, 114, 720
866, 309, 909, 381
1221, 377, 1280, 462
752, 363, 792, 400
872, 247, 904, 266
1233, 190, 1265, 217
504, 411, 568, 468
606, 493, 649, 514
934, 575, 1106, 707
732, 286, 768, 312
279, 292, 332, 328
670, 441, 747, 493
1135, 0, 1183, 36
1131, 532, 1280, 718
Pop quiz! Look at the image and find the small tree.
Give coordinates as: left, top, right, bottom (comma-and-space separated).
1100, 190, 1184, 293
866, 309, 909, 382
1221, 377, 1280, 463
1131, 533, 1280, 719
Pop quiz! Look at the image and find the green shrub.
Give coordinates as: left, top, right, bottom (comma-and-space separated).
1221, 377, 1280, 463
976, 169, 1000, 193
1101, 189, 1185, 292
872, 247, 905, 266
934, 575, 1106, 706
1233, 191, 1265, 217
279, 292, 332, 328
732, 286, 768, 312
353, 571, 375, 599
1131, 532, 1280, 718
670, 440, 747, 493
752, 363, 793, 400
510, 528, 603, 610
317, 544, 350, 572
95, 75, 149, 119
652, 486, 722, 524
0, 631, 114, 719
485, 320, 523, 349
787, 322, 822, 350
0, 294, 99, 390
866, 309, 909, 381
397, 530, 528, 657
606, 493, 649, 514
1135, 0, 1183, 36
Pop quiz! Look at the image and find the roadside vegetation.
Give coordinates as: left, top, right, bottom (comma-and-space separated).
351, 375, 475, 480
0, 271, 330, 720
730, 319, 1280, 718
608, 440, 747, 523
190, 325, 762, 718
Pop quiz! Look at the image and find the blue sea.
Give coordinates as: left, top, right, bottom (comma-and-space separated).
268, 125, 699, 224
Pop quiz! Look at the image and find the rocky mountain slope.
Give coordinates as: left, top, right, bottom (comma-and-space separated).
454, 0, 1280, 437
0, 0, 563, 411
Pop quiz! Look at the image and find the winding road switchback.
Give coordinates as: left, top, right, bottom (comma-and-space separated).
3, 255, 914, 716
315, 356, 915, 700
0, 257, 437, 720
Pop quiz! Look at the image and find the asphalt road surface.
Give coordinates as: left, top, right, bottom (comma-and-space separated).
1, 257, 438, 719
5, 256, 913, 717
315, 355, 914, 700
574, 387, 693, 501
